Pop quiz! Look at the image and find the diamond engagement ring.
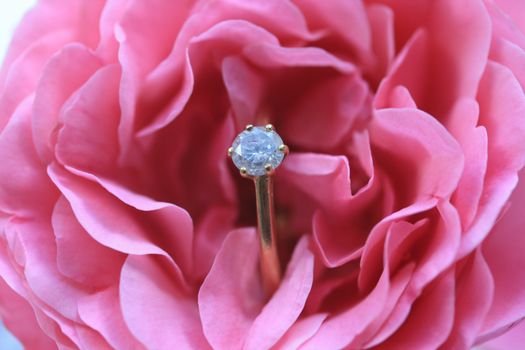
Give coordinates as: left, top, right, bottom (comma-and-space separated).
228, 124, 289, 296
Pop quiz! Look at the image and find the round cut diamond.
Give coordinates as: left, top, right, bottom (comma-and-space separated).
231, 126, 285, 176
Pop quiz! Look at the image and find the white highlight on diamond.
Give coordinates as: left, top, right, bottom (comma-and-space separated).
231, 126, 285, 176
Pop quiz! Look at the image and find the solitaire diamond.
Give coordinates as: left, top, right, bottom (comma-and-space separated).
230, 126, 286, 176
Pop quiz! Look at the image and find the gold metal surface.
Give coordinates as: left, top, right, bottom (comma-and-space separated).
254, 175, 281, 296
278, 144, 289, 155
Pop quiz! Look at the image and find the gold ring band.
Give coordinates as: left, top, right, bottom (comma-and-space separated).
254, 174, 281, 296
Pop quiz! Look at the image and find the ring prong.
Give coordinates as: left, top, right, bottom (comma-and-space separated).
240, 167, 248, 176
245, 124, 254, 131
278, 144, 289, 155
228, 147, 233, 157
265, 124, 274, 132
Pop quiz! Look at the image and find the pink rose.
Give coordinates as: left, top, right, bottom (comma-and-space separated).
1, 0, 525, 349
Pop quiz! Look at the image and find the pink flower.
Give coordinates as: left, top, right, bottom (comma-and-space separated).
1, 0, 525, 349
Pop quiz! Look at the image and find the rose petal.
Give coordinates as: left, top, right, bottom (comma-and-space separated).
373, 272, 455, 350
485, 1, 525, 51
440, 250, 494, 350
78, 287, 144, 349
278, 153, 382, 267
275, 152, 349, 236
0, 234, 73, 347
481, 320, 525, 349
0, 0, 106, 130
4, 217, 86, 324
222, 55, 265, 129
375, 0, 491, 119
374, 29, 429, 109
490, 38, 525, 90
74, 326, 112, 350
193, 207, 236, 280
312, 172, 392, 267
280, 153, 352, 204
494, 0, 525, 34
280, 74, 369, 150
366, 4, 395, 83
199, 230, 314, 350
0, 224, 28, 297
272, 314, 327, 350
137, 108, 236, 219
301, 270, 391, 349
370, 108, 464, 201
115, 0, 192, 151
52, 196, 123, 287
0, 279, 56, 350
139, 19, 276, 136
359, 199, 437, 292
480, 168, 525, 335
48, 164, 192, 279
120, 254, 209, 350
305, 244, 415, 348
354, 238, 417, 347
480, 62, 525, 177
48, 164, 167, 256
2, 34, 70, 131
359, 203, 461, 347
6, 219, 103, 347
449, 98, 488, 229
350, 130, 374, 181
138, 0, 316, 136
95, 0, 127, 60
292, 0, 372, 62
198, 228, 262, 350
32, 44, 102, 162
458, 61, 525, 257
244, 44, 355, 73
410, 201, 461, 292
424, 0, 491, 117
386, 85, 417, 109
245, 237, 314, 350
0, 97, 57, 216
55, 64, 121, 173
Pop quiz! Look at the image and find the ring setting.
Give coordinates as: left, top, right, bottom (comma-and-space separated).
228, 124, 288, 177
